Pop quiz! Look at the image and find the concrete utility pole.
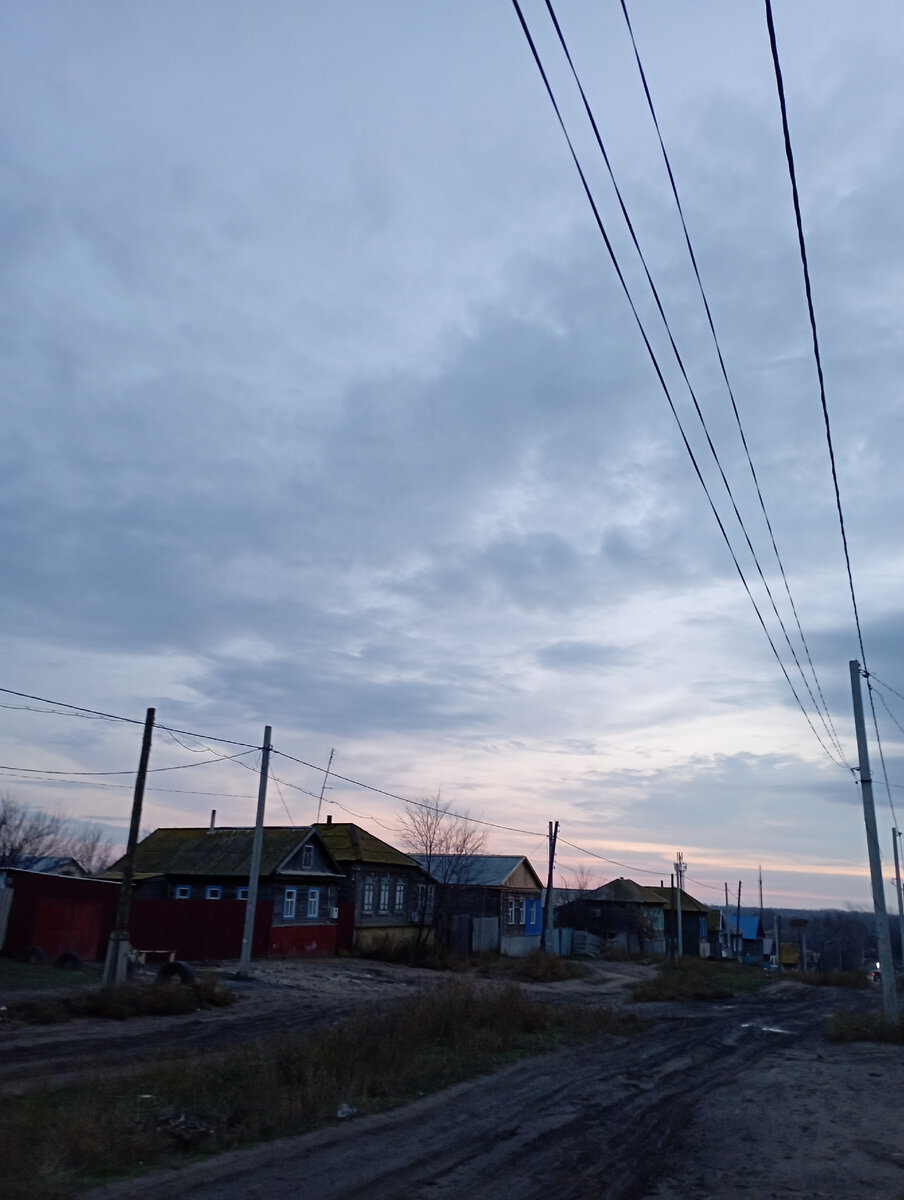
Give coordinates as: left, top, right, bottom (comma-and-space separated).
102, 707, 155, 987
735, 881, 742, 962
674, 852, 685, 956
238, 726, 272, 978
892, 828, 904, 967
540, 820, 558, 953
849, 661, 898, 1022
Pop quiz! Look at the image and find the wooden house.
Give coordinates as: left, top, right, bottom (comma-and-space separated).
556, 878, 667, 956
106, 825, 344, 960
313, 817, 434, 953
410, 854, 543, 957
645, 885, 714, 958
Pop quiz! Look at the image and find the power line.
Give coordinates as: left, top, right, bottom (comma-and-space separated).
0, 685, 261, 750
510, 0, 846, 769
764, 0, 868, 671
0, 747, 259, 778
617, 0, 846, 765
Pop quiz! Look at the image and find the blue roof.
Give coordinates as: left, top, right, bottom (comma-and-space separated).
411, 854, 541, 888
728, 914, 763, 939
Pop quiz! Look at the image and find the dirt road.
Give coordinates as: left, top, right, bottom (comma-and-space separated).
76, 980, 904, 1200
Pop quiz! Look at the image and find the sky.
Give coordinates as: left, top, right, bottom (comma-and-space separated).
2, 2, 903, 911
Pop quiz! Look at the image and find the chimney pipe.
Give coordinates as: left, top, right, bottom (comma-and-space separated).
209, 809, 216, 832
326, 814, 332, 825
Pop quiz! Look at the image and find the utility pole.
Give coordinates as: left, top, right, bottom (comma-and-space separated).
892, 828, 904, 967
850, 661, 898, 1021
102, 707, 155, 988
540, 820, 558, 953
238, 726, 272, 978
315, 747, 334, 824
674, 852, 685, 957
669, 873, 676, 963
735, 882, 743, 962
758, 864, 764, 929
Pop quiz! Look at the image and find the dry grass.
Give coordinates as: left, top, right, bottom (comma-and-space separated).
826, 1007, 904, 1043
4, 975, 236, 1025
472, 950, 590, 983
785, 969, 869, 990
631, 958, 772, 1002
0, 978, 642, 1198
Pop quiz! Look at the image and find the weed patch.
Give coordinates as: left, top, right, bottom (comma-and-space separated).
826, 1007, 904, 1043
786, 969, 869, 990
631, 958, 772, 1002
4, 976, 236, 1024
0, 978, 641, 1198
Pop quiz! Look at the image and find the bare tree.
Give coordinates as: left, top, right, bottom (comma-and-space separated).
398, 790, 486, 947
0, 791, 116, 873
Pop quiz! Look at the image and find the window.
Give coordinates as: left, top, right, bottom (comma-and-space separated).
174, 885, 191, 900
416, 883, 435, 916
378, 876, 390, 914
236, 887, 249, 900
301, 843, 314, 869
283, 888, 297, 920
363, 876, 375, 914
506, 897, 526, 926
205, 885, 222, 900
394, 879, 405, 912
307, 888, 320, 919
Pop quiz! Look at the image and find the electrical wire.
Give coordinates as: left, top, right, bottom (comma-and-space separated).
764, 0, 868, 671
0, 686, 261, 750
617, 0, 846, 764
510, 0, 846, 769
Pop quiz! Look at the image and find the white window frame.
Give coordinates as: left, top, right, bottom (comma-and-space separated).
307, 888, 320, 919
283, 887, 297, 920
394, 879, 405, 912
236, 887, 249, 901
507, 896, 526, 926
363, 876, 375, 914
174, 885, 191, 900
378, 875, 390, 914
301, 843, 314, 870
205, 885, 222, 900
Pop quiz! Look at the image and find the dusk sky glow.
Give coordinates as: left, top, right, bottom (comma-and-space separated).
3, 2, 904, 910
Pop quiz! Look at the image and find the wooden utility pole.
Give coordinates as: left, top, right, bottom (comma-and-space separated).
541, 820, 558, 953
735, 882, 742, 962
102, 707, 155, 987
849, 661, 898, 1021
315, 747, 334, 824
238, 726, 272, 978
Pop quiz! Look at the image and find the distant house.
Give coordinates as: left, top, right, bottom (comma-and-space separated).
313, 818, 434, 953
411, 854, 543, 957
645, 886, 714, 958
106, 825, 344, 960
721, 913, 765, 963
4, 855, 88, 878
556, 878, 667, 956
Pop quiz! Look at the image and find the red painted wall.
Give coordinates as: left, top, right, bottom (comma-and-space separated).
129, 898, 273, 961
267, 922, 338, 957
2, 871, 120, 961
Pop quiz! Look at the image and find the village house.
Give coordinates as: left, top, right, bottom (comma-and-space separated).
313, 817, 434, 953
106, 824, 344, 959
555, 878, 667, 956
410, 853, 543, 956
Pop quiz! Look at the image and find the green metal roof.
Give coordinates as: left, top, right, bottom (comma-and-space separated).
106, 826, 319, 879
314, 822, 421, 869
644, 885, 712, 914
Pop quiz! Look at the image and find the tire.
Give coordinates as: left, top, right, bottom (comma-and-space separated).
54, 951, 83, 971
23, 945, 45, 965
156, 960, 195, 986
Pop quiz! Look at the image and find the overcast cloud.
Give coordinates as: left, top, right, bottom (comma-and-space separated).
2, 2, 903, 909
